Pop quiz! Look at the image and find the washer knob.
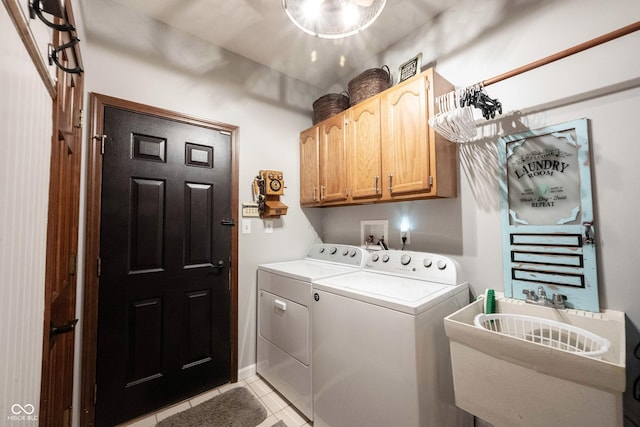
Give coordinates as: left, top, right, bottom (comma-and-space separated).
423, 258, 433, 268
437, 260, 447, 270
382, 254, 390, 263
342, 249, 349, 256
400, 254, 411, 265
349, 250, 357, 257
319, 247, 325, 253
330, 247, 337, 254
371, 254, 379, 262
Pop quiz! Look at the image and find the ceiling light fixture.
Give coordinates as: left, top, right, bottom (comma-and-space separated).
283, 0, 387, 39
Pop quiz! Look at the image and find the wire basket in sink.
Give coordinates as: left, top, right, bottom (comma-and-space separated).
474, 313, 611, 358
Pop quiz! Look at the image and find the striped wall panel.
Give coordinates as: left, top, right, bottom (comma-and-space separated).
0, 7, 53, 420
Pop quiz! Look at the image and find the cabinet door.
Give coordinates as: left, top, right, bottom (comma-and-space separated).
348, 98, 382, 200
300, 126, 319, 205
319, 114, 348, 203
382, 74, 431, 196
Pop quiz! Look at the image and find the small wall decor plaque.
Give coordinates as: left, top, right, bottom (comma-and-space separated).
397, 53, 422, 84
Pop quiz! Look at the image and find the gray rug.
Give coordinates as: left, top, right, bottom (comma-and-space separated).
156, 387, 267, 427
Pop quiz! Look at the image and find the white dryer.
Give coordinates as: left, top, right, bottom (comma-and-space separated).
257, 243, 368, 420
312, 250, 473, 427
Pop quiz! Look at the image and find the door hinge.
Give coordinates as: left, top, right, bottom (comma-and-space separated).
93, 134, 107, 155
429, 176, 433, 186
425, 79, 431, 91
74, 108, 83, 128
68, 253, 77, 275
97, 257, 101, 277
93, 383, 97, 405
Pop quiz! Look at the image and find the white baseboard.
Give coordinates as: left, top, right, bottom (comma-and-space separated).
237, 363, 257, 381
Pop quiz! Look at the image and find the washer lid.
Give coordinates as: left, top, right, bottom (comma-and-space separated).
313, 271, 467, 314
342, 273, 446, 301
258, 259, 360, 282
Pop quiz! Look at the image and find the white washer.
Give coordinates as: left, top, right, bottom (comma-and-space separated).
257, 243, 368, 420
312, 250, 473, 427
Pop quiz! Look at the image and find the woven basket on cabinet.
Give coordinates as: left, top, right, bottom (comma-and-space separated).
347, 65, 391, 106
312, 92, 350, 124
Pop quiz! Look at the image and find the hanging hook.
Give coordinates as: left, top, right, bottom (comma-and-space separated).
48, 38, 84, 74
30, 0, 76, 32
463, 82, 502, 120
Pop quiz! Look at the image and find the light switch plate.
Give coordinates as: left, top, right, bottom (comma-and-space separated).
242, 219, 251, 234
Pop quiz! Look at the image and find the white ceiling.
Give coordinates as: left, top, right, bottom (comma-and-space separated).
78, 0, 456, 88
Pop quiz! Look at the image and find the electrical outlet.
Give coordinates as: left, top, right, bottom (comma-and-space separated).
264, 220, 273, 233
401, 230, 410, 245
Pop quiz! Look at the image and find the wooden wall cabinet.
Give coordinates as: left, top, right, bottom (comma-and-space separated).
299, 113, 348, 205
300, 126, 319, 204
319, 113, 348, 203
348, 96, 383, 202
300, 68, 456, 207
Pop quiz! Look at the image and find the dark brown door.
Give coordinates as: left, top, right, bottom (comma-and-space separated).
40, 4, 83, 425
95, 106, 233, 426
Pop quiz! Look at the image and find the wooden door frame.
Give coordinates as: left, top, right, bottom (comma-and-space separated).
38, 0, 84, 424
80, 93, 239, 426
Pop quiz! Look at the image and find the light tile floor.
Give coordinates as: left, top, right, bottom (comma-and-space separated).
117, 375, 311, 427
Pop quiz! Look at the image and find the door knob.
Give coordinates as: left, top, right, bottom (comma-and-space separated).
214, 260, 225, 270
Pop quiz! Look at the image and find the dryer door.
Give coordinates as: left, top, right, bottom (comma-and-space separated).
259, 289, 309, 365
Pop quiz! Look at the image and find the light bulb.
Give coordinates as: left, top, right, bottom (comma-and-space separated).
302, 0, 323, 20
341, 2, 359, 26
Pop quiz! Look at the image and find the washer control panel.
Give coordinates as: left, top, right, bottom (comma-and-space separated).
306, 244, 369, 267
366, 250, 464, 285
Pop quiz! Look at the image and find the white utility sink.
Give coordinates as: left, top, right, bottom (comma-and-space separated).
444, 292, 626, 427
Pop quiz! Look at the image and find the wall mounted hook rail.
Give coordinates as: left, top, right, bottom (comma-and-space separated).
29, 0, 76, 32
48, 38, 83, 74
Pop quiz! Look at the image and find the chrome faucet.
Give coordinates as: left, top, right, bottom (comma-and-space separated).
377, 237, 388, 250
522, 286, 566, 309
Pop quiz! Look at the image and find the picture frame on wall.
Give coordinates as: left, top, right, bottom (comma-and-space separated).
397, 52, 422, 84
